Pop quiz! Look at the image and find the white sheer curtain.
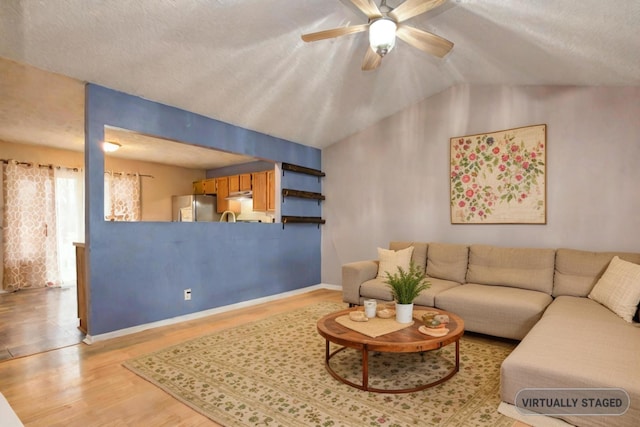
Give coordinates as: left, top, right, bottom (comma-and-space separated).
2, 161, 60, 291
54, 168, 84, 285
104, 172, 141, 221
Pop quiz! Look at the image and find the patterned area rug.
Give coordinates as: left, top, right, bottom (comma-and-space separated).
123, 302, 517, 426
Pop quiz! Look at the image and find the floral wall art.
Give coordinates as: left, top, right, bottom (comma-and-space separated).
450, 124, 546, 224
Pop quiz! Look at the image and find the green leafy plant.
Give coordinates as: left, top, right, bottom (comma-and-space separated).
384, 261, 431, 305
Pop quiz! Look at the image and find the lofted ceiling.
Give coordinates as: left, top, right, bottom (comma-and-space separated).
0, 0, 639, 167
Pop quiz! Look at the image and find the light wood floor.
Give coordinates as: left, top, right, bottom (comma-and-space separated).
0, 286, 84, 361
0, 289, 530, 427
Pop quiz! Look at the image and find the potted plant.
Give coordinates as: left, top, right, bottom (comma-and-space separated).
384, 261, 431, 323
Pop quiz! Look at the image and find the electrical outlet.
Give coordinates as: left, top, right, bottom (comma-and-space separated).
184, 288, 192, 301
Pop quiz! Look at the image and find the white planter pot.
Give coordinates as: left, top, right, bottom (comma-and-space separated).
395, 303, 414, 324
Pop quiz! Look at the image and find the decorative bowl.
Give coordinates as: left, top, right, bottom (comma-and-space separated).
376, 308, 395, 319
423, 318, 443, 328
349, 311, 369, 322
421, 311, 439, 324
434, 314, 450, 324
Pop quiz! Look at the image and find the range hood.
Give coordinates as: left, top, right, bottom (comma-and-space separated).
225, 190, 252, 201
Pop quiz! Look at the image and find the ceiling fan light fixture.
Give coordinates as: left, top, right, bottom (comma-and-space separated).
102, 141, 121, 152
369, 18, 397, 57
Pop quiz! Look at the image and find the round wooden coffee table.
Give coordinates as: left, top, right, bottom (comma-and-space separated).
317, 307, 464, 394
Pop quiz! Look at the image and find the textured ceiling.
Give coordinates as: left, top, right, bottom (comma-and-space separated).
1, 0, 639, 163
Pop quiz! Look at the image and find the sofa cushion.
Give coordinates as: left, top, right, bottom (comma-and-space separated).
389, 241, 428, 272
554, 248, 640, 297
413, 277, 461, 307
359, 277, 393, 302
435, 283, 552, 340
426, 242, 468, 283
466, 245, 555, 294
501, 296, 640, 427
376, 246, 414, 279
588, 256, 640, 322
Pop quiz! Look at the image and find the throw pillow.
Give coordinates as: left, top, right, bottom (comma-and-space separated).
377, 246, 414, 279
588, 256, 640, 322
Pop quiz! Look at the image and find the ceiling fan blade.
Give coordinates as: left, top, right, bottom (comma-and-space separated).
301, 24, 369, 42
396, 25, 453, 58
350, 0, 382, 19
361, 47, 382, 71
302, 24, 369, 42
389, 0, 447, 23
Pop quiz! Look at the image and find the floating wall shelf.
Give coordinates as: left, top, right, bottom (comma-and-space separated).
280, 163, 325, 228
282, 188, 325, 205
281, 216, 326, 229
282, 162, 325, 180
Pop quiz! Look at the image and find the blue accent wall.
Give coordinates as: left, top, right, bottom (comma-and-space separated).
85, 84, 321, 335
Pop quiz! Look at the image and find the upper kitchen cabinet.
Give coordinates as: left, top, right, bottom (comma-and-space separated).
252, 170, 275, 212
240, 173, 252, 191
228, 173, 252, 193
193, 180, 205, 195
228, 175, 239, 193
215, 176, 232, 213
193, 178, 216, 195
203, 178, 216, 194
252, 171, 267, 211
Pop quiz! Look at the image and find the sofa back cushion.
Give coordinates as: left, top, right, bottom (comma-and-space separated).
389, 241, 428, 272
426, 242, 469, 283
466, 245, 556, 294
553, 248, 640, 297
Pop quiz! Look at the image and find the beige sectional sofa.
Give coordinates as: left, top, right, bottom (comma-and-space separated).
341, 242, 640, 427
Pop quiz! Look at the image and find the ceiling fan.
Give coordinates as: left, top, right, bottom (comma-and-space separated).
301, 0, 454, 71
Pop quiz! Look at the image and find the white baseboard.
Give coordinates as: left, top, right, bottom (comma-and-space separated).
84, 283, 341, 344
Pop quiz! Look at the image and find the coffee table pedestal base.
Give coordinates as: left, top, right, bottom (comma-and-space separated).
324, 339, 460, 394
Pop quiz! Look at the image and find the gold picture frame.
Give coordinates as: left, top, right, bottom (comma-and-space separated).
450, 124, 547, 224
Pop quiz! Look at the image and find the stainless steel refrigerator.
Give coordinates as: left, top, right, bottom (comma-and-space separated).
171, 194, 220, 222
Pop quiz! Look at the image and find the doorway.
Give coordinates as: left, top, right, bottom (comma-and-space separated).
0, 163, 84, 361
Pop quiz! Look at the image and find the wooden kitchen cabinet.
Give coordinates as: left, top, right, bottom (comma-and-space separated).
251, 171, 267, 211
228, 175, 240, 193
267, 170, 275, 211
240, 173, 252, 191
203, 178, 216, 194
229, 174, 251, 193
192, 180, 205, 194
251, 170, 275, 212
215, 176, 240, 213
193, 178, 216, 195
215, 176, 230, 213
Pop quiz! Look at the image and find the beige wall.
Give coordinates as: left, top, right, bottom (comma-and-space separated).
0, 140, 206, 221
0, 140, 85, 168
321, 85, 640, 285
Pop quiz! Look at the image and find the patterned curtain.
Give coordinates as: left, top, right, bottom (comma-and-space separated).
2, 161, 60, 291
104, 172, 141, 221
